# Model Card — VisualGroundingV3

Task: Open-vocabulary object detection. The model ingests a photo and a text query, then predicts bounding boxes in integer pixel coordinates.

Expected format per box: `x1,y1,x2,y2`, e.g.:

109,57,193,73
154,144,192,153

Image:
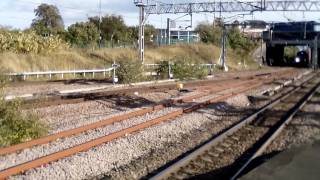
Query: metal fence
8,68,115,80
7,63,217,81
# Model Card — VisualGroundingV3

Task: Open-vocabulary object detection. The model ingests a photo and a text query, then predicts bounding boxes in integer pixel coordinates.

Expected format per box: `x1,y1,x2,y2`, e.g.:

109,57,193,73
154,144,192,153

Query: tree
66,22,99,47
227,27,256,64
125,24,155,46
144,24,156,45
195,23,222,45
127,26,138,42
31,3,64,36
227,27,254,52
89,15,127,44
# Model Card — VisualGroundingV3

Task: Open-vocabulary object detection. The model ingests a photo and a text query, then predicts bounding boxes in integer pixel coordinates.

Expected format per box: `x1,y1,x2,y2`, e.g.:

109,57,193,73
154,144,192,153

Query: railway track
21,69,298,108
150,72,319,180
0,69,306,179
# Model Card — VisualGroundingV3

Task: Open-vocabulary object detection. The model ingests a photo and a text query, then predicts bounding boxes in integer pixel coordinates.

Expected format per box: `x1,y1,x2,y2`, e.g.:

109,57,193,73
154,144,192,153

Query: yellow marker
177,83,184,91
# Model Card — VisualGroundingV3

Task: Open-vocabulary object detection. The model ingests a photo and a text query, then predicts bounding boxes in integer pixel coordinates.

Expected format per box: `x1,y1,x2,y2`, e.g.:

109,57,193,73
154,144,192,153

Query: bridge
263,21,320,69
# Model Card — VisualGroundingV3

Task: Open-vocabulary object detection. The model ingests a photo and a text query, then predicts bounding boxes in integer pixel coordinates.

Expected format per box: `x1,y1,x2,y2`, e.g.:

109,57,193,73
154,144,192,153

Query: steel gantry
145,1,320,14
134,0,320,67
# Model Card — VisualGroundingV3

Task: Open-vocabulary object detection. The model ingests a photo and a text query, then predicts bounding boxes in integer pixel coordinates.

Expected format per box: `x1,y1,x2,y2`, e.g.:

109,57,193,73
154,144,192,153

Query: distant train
292,51,310,67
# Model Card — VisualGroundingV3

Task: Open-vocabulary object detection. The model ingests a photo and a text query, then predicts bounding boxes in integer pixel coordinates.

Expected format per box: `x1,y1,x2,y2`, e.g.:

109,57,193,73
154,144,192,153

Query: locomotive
293,50,310,67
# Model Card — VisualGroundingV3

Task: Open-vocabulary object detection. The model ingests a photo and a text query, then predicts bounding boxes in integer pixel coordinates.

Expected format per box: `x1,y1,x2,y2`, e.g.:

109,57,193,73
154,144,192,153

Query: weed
116,57,144,84
171,59,208,80
0,72,48,147
155,61,170,79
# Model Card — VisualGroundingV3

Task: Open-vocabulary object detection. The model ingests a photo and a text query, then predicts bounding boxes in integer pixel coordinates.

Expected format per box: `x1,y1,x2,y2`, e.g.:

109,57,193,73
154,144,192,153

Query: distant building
237,20,269,39
155,28,200,45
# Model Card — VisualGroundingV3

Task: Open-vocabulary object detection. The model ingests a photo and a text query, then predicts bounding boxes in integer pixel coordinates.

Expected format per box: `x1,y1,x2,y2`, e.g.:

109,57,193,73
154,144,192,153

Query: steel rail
150,72,317,180
231,78,320,180
0,81,265,179
0,69,298,156
0,78,259,156
172,78,258,103
0,69,297,159
18,69,294,108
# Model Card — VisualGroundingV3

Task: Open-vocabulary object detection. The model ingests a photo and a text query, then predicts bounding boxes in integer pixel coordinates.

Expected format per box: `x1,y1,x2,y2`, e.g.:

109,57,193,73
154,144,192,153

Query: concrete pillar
313,36,318,69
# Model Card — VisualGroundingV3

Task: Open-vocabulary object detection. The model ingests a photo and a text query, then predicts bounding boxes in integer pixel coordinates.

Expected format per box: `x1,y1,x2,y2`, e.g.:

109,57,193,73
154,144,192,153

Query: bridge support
266,44,284,66
312,36,319,69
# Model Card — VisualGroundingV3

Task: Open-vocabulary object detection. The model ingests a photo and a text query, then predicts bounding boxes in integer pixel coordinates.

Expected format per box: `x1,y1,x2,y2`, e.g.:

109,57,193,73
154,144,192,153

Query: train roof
271,21,320,32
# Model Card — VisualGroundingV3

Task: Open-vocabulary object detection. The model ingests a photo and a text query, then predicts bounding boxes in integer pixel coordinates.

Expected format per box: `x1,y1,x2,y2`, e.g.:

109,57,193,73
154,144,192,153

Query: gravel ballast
32,100,131,134
2,68,311,179
265,88,320,153
1,107,180,172
8,93,253,180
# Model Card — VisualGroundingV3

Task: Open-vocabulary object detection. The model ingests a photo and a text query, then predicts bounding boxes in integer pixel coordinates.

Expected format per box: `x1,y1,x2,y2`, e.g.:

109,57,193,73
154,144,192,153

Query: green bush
172,59,208,80
155,61,170,79
0,73,48,147
116,59,144,84
194,66,209,79
0,101,48,147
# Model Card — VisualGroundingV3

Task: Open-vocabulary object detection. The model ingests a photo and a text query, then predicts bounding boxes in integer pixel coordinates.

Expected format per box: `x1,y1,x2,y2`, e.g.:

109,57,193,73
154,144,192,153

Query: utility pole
167,18,171,45
98,0,102,48
219,25,228,71
134,0,146,64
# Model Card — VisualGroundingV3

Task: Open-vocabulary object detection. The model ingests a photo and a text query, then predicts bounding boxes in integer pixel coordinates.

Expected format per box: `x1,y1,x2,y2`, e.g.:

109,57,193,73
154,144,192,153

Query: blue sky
1,0,320,30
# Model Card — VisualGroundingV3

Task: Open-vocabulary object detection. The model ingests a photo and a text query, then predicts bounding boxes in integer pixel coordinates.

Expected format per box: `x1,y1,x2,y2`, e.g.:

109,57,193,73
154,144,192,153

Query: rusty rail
0,81,264,179
0,69,301,178
0,79,260,156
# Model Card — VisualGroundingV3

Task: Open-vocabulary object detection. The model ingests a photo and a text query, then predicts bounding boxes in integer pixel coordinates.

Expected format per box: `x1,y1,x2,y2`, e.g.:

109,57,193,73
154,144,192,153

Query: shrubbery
0,73,48,147
155,61,170,79
116,59,144,84
0,100,48,147
172,59,208,80
0,30,68,54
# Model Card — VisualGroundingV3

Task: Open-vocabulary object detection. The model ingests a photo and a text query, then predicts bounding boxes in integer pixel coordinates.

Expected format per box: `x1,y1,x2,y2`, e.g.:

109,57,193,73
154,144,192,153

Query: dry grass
0,51,106,72
0,43,258,73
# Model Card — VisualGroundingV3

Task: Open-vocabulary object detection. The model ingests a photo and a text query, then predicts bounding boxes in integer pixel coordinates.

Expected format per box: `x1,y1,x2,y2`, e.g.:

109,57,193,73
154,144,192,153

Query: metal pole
112,60,117,85
138,5,145,64
168,61,172,79
98,0,102,48
113,67,116,84
218,26,228,72
167,18,171,45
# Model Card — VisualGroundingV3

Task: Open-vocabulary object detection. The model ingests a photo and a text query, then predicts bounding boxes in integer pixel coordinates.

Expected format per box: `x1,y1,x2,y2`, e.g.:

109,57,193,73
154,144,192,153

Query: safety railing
8,68,115,80
7,63,217,81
